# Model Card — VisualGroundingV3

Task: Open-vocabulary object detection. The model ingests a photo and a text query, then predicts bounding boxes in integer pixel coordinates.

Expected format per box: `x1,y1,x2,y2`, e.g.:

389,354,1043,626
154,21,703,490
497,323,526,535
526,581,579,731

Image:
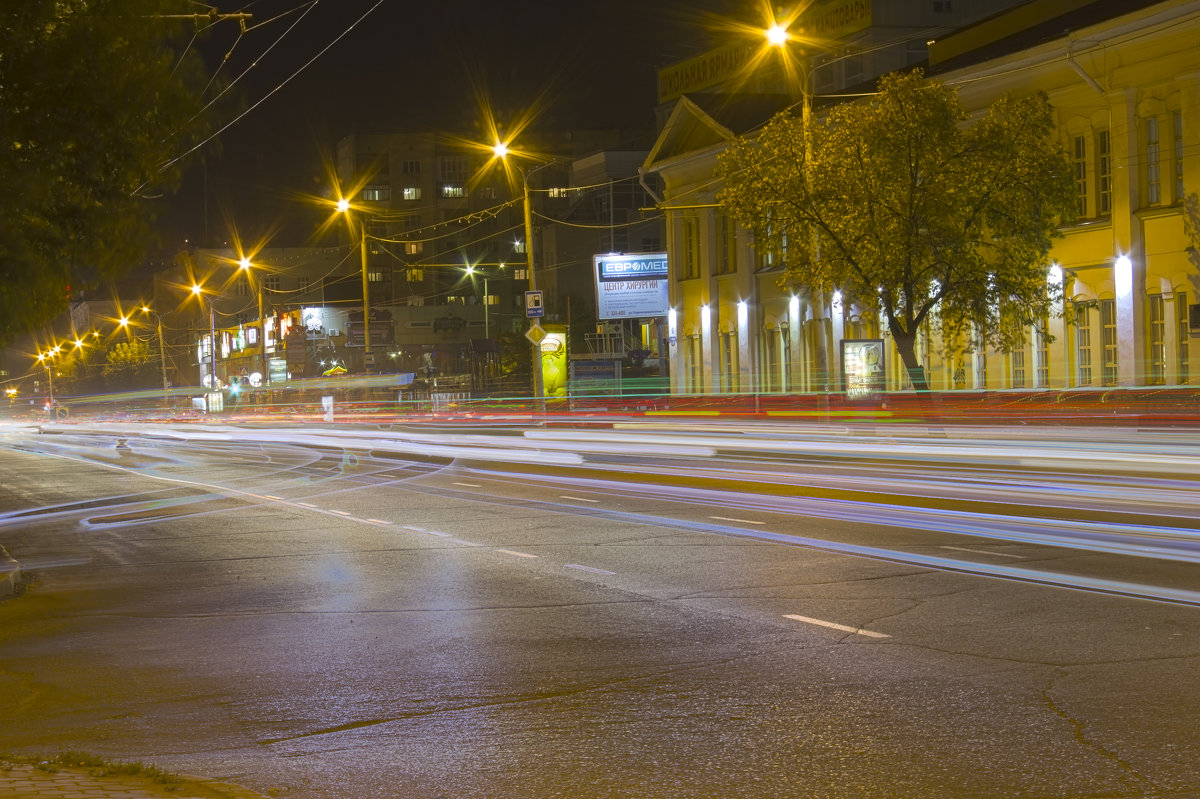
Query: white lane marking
452,482,482,488
560,495,600,503
367,518,390,525
495,549,539,559
709,515,766,525
566,564,615,575
330,510,351,516
783,614,890,638
263,495,283,500
940,545,1024,559
296,502,316,508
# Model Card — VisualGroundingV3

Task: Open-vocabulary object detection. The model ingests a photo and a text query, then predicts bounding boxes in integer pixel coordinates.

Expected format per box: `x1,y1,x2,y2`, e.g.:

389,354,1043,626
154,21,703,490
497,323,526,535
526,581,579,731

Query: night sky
162,0,745,252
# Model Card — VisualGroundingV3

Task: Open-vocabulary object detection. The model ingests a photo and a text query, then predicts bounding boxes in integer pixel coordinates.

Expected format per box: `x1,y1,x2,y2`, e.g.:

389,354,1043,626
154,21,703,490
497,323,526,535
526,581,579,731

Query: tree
717,70,1078,391
0,0,217,345
102,339,157,388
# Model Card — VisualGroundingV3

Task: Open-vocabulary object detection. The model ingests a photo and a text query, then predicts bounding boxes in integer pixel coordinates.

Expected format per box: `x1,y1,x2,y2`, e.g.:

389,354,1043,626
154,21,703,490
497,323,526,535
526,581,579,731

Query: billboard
594,253,669,320
842,339,886,400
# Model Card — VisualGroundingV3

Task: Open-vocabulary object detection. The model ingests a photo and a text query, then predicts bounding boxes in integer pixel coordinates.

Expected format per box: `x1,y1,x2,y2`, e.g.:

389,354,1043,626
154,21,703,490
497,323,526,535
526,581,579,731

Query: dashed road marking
940,545,1024,559
296,502,316,508
709,515,766,525
495,549,539,559
566,564,615,575
330,510,351,516
452,482,482,488
783,614,890,638
367,518,390,525
560,495,600,503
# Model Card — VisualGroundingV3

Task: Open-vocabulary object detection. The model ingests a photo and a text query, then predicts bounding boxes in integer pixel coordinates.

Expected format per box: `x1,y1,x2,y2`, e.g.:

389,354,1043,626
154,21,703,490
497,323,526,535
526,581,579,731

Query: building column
1111,89,1147,386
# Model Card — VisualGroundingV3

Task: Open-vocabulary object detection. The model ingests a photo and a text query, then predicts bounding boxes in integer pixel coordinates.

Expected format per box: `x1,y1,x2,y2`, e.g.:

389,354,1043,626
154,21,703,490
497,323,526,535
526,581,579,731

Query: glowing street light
336,199,374,371
490,142,557,409
236,255,269,385
139,305,171,407
191,283,220,402
765,22,789,47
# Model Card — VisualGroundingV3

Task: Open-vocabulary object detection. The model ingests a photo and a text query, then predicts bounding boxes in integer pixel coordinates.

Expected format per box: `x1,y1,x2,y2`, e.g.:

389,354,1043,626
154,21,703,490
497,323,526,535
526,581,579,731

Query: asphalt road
1,420,1198,798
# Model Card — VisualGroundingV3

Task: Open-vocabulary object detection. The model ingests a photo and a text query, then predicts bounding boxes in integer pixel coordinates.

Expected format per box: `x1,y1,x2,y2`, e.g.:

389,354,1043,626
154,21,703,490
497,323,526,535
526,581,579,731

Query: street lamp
237,256,269,385
35,350,54,407
337,198,373,372
139,306,171,408
191,283,220,408
491,141,555,409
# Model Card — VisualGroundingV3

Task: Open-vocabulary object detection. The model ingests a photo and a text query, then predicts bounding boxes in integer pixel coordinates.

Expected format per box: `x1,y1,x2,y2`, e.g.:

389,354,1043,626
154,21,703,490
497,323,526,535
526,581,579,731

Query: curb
0,545,20,598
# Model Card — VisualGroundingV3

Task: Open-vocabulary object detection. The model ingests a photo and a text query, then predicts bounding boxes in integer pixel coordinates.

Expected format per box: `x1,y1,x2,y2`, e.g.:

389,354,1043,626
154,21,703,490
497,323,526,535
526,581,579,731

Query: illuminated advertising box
594,253,669,320
842,338,886,400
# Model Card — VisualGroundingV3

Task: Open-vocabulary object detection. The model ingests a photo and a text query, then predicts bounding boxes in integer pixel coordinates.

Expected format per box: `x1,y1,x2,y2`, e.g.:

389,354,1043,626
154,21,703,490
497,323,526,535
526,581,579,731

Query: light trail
7,420,1200,606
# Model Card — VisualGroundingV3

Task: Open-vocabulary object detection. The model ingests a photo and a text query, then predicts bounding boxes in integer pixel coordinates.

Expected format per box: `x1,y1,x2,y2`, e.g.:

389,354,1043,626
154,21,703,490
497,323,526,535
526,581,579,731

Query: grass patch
1,750,184,790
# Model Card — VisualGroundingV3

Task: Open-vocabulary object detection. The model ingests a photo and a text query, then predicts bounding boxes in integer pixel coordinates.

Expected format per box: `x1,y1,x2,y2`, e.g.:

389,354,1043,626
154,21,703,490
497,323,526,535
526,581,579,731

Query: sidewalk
0,758,272,799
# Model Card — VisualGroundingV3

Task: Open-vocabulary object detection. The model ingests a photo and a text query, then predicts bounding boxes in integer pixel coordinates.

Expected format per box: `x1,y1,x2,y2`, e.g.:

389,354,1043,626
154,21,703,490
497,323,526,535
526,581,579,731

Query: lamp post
337,199,373,372
493,142,555,410
191,284,220,410
139,306,170,409
35,350,54,407
237,257,269,385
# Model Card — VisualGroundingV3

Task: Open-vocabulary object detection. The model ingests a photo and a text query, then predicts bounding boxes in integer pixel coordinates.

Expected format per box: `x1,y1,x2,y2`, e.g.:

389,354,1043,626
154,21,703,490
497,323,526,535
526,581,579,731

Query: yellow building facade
645,0,1200,395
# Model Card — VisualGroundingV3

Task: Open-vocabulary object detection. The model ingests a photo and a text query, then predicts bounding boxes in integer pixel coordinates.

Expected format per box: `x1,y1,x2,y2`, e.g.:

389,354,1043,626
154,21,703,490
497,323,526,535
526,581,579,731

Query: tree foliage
0,0,216,345
717,70,1078,390
102,338,156,387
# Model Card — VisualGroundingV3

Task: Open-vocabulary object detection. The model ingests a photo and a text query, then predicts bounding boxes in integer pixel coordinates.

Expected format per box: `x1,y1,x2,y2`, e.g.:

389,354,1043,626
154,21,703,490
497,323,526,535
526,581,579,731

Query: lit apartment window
1179,291,1190,384
548,187,571,198
1149,294,1166,384
1097,130,1112,214
1073,135,1087,218
407,295,424,307
1174,110,1185,202
406,242,423,255
1100,298,1117,386
362,185,391,202
513,238,526,254
512,268,529,281
402,160,421,176
368,270,386,283
407,268,424,282
1076,304,1092,386
441,185,466,198
1146,117,1161,205
403,187,421,201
